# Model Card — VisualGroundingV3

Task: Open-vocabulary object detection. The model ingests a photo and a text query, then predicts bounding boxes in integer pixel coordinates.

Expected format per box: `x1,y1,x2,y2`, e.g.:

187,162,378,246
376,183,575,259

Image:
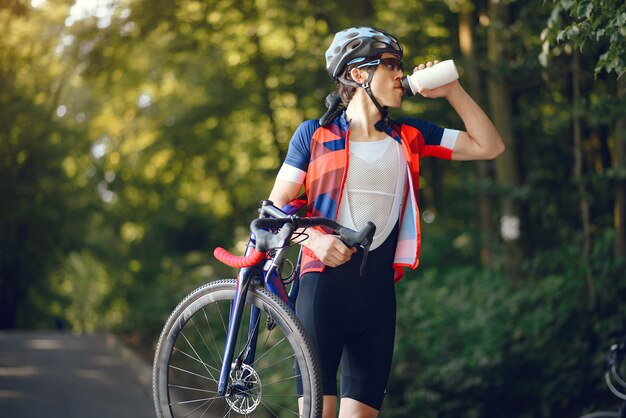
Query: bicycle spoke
169,393,220,418
154,281,322,418
254,352,296,375
221,403,231,418
216,300,231,349
168,383,217,394
172,395,220,405
172,346,221,375
177,396,214,418
180,330,215,380
238,310,262,360
169,364,218,384
251,334,289,367
260,373,300,387
257,395,300,417
200,304,224,366
197,399,216,418
190,314,221,372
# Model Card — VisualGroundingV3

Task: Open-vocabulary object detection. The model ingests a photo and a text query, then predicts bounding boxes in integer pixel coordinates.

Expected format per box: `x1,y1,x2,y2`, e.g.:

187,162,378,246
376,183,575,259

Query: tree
487,0,529,280
616,77,626,257
0,2,98,328
458,0,497,267
4,0,626,416
543,0,625,78
542,0,626,258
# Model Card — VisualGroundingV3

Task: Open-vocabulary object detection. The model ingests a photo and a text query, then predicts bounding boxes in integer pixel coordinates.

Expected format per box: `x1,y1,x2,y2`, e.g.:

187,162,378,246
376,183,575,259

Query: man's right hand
304,229,356,267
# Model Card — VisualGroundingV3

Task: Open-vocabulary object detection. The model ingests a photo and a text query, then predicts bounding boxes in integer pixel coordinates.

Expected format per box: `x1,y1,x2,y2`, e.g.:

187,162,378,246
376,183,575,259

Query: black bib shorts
296,225,398,410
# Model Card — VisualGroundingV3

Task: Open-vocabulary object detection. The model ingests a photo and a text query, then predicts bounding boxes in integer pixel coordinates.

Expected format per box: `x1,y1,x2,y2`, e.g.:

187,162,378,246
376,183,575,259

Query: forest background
1,0,625,416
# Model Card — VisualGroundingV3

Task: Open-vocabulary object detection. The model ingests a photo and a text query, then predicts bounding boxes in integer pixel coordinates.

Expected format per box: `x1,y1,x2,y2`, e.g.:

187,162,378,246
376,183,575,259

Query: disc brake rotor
225,364,262,414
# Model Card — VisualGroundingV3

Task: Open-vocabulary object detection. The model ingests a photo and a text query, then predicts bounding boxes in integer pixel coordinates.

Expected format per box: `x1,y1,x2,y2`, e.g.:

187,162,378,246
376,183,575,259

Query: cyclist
268,26,504,418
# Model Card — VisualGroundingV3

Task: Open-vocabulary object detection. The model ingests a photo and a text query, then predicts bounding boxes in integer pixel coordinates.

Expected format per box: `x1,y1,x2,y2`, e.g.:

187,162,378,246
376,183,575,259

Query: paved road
0,331,155,418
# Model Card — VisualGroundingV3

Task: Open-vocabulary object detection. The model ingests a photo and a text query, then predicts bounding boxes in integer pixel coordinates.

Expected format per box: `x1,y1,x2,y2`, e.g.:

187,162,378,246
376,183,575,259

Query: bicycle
578,336,626,418
152,199,376,418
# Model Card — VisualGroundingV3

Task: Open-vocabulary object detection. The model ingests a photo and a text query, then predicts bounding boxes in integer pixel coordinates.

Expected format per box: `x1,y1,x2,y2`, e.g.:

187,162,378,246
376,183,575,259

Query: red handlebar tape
213,247,265,268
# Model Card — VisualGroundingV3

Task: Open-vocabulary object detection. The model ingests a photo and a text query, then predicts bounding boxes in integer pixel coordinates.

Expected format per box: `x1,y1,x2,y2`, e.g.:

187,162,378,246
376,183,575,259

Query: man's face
368,53,405,108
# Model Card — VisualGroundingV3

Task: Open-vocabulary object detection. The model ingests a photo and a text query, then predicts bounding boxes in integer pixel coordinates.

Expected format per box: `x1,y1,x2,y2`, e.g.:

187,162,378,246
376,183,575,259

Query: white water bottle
401,59,459,96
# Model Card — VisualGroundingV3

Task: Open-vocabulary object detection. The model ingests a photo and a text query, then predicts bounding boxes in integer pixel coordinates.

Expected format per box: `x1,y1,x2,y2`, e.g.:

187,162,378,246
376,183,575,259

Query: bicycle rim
153,279,323,418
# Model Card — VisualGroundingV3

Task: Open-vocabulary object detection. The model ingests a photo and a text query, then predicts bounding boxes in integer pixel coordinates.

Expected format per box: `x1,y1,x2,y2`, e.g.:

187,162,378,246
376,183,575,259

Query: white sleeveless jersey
336,137,407,250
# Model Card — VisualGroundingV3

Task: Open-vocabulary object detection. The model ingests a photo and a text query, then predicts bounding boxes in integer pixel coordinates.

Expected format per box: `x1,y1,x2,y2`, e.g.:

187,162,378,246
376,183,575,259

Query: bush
386,229,626,418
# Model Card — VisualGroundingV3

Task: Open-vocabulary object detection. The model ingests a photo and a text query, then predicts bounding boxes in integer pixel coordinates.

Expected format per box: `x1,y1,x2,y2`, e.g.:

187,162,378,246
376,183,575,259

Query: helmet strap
338,66,392,132
361,67,392,132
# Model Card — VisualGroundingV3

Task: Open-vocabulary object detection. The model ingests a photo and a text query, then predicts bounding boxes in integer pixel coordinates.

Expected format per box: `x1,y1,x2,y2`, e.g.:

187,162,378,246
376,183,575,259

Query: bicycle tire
153,279,323,418
577,412,619,418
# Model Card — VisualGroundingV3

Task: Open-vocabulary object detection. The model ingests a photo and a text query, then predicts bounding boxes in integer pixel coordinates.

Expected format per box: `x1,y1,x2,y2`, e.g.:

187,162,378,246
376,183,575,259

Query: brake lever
359,242,371,277
251,218,295,252
358,224,375,276
337,221,375,277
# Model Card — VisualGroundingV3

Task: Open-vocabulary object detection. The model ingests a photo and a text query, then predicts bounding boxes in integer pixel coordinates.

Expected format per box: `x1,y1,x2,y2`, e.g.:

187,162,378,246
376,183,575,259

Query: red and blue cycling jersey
279,111,458,282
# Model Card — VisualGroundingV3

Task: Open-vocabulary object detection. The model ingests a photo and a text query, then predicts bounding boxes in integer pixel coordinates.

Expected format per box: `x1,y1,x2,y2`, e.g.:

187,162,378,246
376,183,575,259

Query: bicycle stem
260,199,288,219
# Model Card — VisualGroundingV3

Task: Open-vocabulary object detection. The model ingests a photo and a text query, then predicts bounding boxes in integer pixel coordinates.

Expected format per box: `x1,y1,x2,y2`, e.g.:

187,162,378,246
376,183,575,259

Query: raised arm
414,63,505,161
445,83,505,160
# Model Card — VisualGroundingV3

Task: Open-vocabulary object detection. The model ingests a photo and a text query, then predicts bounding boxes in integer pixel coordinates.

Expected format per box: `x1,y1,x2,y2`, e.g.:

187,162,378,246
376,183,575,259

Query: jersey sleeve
276,120,319,184
396,117,460,159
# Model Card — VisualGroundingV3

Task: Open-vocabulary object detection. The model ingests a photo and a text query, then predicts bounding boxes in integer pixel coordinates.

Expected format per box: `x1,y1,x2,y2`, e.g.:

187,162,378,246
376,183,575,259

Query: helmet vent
372,41,388,50
324,26,403,79
346,39,362,50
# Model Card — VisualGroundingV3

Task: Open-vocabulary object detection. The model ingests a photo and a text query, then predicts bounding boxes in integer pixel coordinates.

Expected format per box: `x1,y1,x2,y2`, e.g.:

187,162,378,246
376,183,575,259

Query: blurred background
1,0,624,417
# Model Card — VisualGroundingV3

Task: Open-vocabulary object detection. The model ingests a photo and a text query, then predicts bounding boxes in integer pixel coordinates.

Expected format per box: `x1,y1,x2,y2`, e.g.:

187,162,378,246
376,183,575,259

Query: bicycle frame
213,199,374,399
217,202,297,397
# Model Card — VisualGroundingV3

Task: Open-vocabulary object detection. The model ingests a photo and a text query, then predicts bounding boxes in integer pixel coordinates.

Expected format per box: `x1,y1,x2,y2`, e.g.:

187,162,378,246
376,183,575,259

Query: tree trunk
244,3,285,165
615,76,626,258
459,0,495,268
487,0,527,281
572,49,595,307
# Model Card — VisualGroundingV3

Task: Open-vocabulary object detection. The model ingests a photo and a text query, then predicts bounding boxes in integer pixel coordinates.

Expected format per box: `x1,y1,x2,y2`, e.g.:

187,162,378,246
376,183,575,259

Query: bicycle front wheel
153,279,323,418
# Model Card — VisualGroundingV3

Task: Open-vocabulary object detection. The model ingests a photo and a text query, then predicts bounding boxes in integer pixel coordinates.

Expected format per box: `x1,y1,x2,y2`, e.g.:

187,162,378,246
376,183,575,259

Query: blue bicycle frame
214,199,374,397
216,202,299,397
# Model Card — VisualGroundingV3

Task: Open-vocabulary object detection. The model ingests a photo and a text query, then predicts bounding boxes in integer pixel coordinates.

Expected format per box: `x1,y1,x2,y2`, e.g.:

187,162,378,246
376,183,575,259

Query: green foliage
0,3,100,328
390,232,626,418
542,0,626,77
1,0,625,417
48,251,116,332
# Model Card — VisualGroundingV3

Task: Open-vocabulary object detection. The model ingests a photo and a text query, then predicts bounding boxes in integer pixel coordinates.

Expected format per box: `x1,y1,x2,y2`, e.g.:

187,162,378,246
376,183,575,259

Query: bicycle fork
217,263,257,396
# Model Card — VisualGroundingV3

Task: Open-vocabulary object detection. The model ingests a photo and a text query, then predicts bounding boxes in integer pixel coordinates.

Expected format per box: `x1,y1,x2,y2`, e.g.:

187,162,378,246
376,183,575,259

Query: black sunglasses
357,57,404,72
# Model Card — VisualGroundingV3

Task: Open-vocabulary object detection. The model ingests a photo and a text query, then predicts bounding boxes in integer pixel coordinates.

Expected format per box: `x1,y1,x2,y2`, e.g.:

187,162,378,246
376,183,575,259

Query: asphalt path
0,331,155,418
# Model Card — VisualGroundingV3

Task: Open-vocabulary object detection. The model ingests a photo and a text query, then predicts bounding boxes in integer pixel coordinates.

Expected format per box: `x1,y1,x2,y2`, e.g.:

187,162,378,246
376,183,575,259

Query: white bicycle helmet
325,27,403,80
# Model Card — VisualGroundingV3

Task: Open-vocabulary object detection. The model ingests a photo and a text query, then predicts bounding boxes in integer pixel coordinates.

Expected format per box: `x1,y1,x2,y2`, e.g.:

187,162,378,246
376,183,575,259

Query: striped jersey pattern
279,111,456,282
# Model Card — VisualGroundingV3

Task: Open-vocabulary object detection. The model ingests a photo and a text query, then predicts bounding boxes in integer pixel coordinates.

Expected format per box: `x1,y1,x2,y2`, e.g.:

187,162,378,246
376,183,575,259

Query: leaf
567,23,581,38
595,28,605,40
575,1,593,20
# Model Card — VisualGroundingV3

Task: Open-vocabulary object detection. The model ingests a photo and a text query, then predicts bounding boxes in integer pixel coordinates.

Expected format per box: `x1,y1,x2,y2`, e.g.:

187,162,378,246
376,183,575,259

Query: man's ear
350,67,368,84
